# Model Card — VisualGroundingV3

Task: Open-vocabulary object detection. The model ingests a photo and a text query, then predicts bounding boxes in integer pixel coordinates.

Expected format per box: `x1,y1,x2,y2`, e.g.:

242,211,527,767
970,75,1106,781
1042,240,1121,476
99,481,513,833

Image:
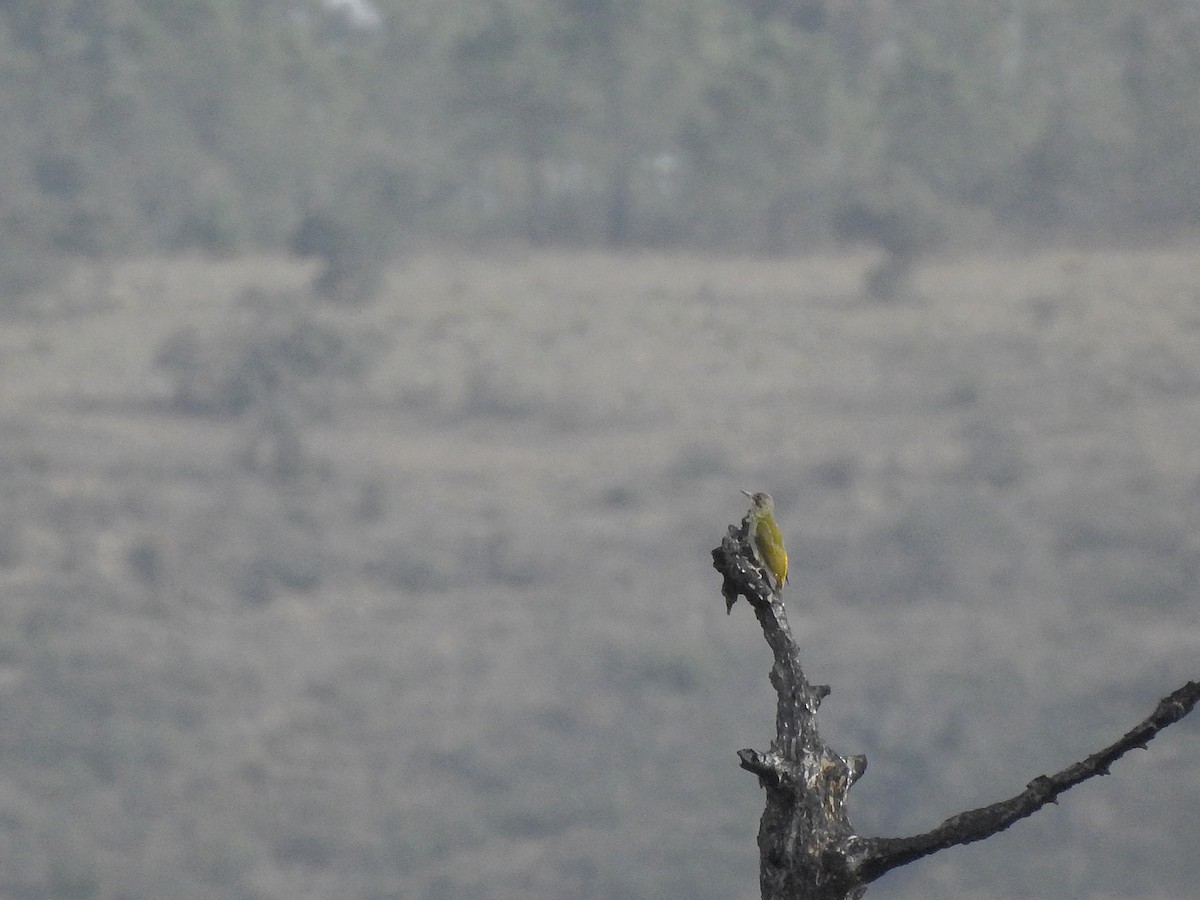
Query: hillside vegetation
0,247,1196,899
4,0,1200,274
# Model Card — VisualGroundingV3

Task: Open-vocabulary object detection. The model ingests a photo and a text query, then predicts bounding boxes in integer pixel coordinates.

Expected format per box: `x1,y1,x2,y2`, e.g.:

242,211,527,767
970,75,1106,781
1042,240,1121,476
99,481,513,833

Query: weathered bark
712,513,1199,899
713,518,867,899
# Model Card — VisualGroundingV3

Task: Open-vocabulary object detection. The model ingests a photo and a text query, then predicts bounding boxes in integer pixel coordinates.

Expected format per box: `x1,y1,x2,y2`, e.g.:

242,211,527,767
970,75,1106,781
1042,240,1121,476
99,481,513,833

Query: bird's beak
740,489,753,499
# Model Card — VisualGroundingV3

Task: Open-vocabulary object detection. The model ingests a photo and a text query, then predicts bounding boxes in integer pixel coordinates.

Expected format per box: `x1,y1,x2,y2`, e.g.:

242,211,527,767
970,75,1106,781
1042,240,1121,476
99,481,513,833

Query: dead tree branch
849,679,1200,884
711,514,1199,900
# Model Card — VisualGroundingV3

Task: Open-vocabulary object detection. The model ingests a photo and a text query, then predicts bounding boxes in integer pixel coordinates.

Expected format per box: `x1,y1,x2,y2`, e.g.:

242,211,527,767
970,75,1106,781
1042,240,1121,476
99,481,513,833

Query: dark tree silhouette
712,513,1199,900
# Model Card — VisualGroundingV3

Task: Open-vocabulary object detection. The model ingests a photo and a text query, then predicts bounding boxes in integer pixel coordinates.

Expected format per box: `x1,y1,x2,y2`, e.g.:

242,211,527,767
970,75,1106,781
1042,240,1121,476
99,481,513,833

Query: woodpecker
741,490,789,595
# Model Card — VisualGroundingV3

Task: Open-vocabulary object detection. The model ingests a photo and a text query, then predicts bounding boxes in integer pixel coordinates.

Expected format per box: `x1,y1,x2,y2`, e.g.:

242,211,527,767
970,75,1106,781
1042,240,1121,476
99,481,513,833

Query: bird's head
741,489,774,512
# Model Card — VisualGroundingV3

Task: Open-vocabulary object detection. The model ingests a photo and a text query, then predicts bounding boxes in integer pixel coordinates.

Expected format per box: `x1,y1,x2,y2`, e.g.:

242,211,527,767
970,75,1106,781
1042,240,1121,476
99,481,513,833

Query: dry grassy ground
0,247,1197,899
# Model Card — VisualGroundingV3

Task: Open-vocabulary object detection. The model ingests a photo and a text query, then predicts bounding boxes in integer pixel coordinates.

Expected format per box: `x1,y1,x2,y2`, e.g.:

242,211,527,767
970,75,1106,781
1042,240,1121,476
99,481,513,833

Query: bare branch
712,514,865,900
713,509,1199,899
850,680,1200,885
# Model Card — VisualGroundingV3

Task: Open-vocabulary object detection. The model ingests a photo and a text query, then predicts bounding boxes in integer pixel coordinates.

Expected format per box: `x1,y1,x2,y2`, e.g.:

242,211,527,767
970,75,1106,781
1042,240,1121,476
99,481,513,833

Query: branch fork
712,513,1199,899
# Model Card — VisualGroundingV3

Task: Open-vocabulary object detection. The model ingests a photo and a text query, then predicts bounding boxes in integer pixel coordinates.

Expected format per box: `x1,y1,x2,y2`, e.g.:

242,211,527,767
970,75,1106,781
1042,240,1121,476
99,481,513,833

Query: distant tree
551,0,646,245
1118,3,1200,224
290,211,359,298
830,170,946,300
447,0,584,243
680,10,838,253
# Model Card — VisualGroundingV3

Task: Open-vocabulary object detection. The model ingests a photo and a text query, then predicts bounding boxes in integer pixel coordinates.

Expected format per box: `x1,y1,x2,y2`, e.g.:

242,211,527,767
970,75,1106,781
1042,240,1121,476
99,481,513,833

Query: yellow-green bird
742,490,789,594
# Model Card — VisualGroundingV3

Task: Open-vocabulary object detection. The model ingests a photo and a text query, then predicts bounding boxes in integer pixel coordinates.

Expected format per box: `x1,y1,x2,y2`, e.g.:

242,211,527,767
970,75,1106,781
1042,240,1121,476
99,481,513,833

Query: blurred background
0,1,1198,898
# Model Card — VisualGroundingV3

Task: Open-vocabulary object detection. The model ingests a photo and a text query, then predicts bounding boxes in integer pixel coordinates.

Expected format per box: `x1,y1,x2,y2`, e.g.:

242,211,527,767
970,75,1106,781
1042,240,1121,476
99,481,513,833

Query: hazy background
0,2,1198,898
